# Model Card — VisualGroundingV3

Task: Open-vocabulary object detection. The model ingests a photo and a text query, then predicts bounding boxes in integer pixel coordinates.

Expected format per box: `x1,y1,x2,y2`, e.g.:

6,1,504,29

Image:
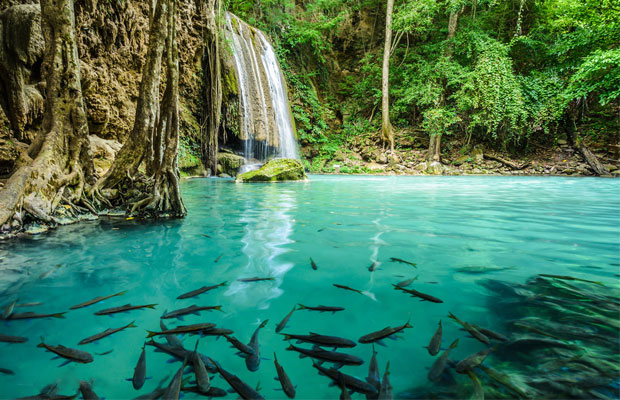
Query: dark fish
245,320,268,372
0,333,28,343
378,362,393,400
287,344,364,366
448,313,490,345
79,381,100,400
274,352,296,398
427,320,442,356
367,345,380,390
0,367,14,375
297,304,344,313
472,324,508,342
368,262,378,272
465,370,484,400
310,258,318,270
513,321,562,340
192,340,211,392
145,340,216,373
276,306,296,333
37,337,93,364
133,343,147,390
358,319,412,344
2,298,18,319
160,320,183,348
455,347,494,373
70,291,127,310
177,282,227,299
198,328,234,337
7,311,66,320
208,358,265,399
396,276,418,288
79,320,136,345
201,233,211,238
281,332,356,348
428,339,458,382
224,335,255,356
539,274,603,286
389,258,417,268
146,323,216,338
161,305,223,320
181,386,227,397
339,374,352,400
313,363,377,395
95,303,157,315
393,285,443,303
96,349,114,356
162,358,188,400
214,254,223,263
237,277,275,282
333,284,363,295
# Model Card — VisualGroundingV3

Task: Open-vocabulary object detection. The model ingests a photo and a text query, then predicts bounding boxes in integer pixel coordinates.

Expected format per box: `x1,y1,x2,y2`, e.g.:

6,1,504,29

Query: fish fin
147,304,157,309
58,360,72,367
333,363,344,370
296,304,307,310
37,336,45,348
449,339,459,349
177,316,185,321
298,354,307,359
166,358,177,364
52,312,66,319
226,388,236,394
274,388,283,391
286,345,294,351
387,335,398,341
376,340,387,347
125,378,133,381
259,319,269,329
260,357,270,361
114,290,128,297
214,306,223,312
127,321,137,328
146,331,158,338
282,334,292,341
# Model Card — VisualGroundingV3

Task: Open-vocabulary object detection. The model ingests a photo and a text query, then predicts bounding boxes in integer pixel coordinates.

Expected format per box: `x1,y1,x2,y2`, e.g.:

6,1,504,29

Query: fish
455,347,494,373
79,381,100,400
70,291,127,310
456,265,515,274
500,336,577,351
274,352,296,399
133,343,147,390
368,262,378,272
39,264,62,279
367,345,380,390
477,364,533,398
214,254,223,263
181,386,227,397
333,284,363,295
310,258,318,270
245,320,268,371
339,374,352,400
2,298,18,319
512,321,562,340
224,335,255,356
177,282,227,299
427,339,459,382
162,357,188,400
198,328,234,337
297,304,345,313
201,233,211,238
396,276,418,288
313,363,377,395
281,332,356,348
0,333,28,343
96,349,113,356
466,370,484,400
389,258,417,268
208,357,265,399
192,340,211,393
287,343,364,366
79,320,136,345
448,313,490,345
161,305,223,320
94,303,157,315
427,320,442,356
276,306,296,333
539,274,603,286
146,323,216,338
393,285,443,303
378,361,393,400
358,319,412,344
160,320,184,348
145,340,216,373
7,311,66,320
0,367,14,375
37,337,94,364
237,277,275,282
471,324,508,342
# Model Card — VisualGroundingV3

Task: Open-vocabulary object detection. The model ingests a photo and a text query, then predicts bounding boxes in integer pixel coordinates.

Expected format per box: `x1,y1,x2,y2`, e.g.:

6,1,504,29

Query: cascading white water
224,13,299,162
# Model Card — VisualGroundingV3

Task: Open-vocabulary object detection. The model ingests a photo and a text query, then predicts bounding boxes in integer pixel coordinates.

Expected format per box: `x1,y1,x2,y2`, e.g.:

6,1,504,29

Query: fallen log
484,154,530,170
578,144,609,176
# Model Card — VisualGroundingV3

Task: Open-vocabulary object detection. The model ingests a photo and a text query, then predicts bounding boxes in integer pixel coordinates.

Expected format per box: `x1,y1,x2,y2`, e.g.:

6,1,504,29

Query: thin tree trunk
0,0,93,228
381,0,395,152
201,0,222,175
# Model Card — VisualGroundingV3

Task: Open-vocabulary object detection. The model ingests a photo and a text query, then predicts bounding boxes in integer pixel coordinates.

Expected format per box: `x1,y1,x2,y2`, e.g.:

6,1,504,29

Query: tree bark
0,0,93,228
381,0,394,152
201,0,222,175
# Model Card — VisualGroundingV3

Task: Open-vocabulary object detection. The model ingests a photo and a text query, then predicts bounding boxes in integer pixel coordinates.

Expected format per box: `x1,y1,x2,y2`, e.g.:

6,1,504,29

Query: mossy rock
218,152,244,176
235,158,308,182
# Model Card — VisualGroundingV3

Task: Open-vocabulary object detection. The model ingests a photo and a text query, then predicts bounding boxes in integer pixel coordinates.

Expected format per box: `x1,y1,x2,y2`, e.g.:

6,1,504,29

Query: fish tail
114,290,128,297
273,352,278,362
52,312,66,319
282,334,292,341
448,312,459,322
449,339,459,349
285,345,294,351
297,304,307,310
214,305,223,312
127,321,137,328
146,304,158,309
259,319,269,329
37,336,45,348
220,281,228,287
146,331,158,338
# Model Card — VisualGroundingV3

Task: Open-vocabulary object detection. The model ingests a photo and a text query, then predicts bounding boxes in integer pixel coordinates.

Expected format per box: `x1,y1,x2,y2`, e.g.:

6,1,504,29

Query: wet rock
366,162,384,172
611,169,620,176
452,154,470,166
220,173,232,178
217,152,244,176
472,147,484,163
236,158,307,182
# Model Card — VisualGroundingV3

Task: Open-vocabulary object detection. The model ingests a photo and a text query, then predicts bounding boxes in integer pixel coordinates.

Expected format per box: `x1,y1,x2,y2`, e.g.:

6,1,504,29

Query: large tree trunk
201,0,222,176
0,0,94,229
381,0,394,152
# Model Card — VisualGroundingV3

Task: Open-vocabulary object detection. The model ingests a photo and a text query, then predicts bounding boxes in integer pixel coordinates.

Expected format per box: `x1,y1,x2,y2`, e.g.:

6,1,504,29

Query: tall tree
0,0,94,228
381,0,395,152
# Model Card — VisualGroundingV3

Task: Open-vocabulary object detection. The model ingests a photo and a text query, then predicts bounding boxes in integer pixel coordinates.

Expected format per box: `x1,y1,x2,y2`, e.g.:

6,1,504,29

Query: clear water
0,176,618,398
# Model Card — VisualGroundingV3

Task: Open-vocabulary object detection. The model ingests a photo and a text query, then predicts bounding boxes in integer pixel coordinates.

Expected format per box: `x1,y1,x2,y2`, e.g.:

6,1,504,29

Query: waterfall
224,13,299,162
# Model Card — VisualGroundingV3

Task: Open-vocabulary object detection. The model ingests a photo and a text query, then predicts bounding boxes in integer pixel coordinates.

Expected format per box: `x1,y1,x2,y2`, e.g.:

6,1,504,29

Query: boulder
89,134,121,175
472,147,484,163
235,158,307,182
218,152,244,176
452,154,470,166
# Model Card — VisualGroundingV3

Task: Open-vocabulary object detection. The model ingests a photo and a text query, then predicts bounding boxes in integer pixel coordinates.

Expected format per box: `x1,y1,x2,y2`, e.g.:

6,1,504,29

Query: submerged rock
235,158,307,182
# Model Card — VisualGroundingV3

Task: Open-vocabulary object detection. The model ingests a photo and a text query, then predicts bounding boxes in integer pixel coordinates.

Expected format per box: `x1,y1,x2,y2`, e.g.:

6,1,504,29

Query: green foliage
564,49,620,106
422,107,460,137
